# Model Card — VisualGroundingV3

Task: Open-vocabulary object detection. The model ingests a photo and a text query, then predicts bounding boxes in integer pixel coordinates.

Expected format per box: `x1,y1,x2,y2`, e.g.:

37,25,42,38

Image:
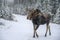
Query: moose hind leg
45,23,49,37
49,25,51,35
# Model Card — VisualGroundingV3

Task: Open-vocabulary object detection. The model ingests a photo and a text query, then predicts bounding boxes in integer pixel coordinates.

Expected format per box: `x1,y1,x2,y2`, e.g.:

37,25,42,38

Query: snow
0,14,60,40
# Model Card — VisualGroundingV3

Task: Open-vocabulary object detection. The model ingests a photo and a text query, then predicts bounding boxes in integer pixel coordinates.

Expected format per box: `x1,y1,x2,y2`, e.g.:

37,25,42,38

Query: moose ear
36,9,41,12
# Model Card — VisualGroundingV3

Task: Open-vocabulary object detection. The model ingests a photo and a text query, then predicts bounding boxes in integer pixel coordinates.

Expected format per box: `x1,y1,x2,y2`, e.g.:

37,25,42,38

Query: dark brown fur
27,9,51,38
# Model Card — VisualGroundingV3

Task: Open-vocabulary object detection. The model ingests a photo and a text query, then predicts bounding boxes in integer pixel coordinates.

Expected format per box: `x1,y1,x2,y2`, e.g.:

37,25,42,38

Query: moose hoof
36,34,39,38
37,35,39,38
49,33,51,35
33,35,35,38
45,34,47,37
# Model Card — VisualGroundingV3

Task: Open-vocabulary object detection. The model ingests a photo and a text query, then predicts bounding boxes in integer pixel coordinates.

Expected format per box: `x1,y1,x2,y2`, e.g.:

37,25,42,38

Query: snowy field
0,14,60,40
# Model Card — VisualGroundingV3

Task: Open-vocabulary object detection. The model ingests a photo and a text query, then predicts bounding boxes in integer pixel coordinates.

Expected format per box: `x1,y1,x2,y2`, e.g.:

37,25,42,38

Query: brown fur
27,9,51,38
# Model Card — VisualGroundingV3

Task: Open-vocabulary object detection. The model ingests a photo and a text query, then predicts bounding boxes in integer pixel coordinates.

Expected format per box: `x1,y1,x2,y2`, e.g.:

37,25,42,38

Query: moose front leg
33,28,39,38
33,25,38,38
35,25,39,37
36,31,39,37
33,25,36,38
33,24,39,38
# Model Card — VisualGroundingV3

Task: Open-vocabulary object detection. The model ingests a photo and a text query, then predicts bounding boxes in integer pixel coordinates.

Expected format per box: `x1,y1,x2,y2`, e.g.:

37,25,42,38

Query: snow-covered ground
0,14,60,40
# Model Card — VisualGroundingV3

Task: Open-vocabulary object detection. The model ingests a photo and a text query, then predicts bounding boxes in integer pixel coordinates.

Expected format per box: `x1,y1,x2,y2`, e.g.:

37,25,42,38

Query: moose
26,8,51,38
